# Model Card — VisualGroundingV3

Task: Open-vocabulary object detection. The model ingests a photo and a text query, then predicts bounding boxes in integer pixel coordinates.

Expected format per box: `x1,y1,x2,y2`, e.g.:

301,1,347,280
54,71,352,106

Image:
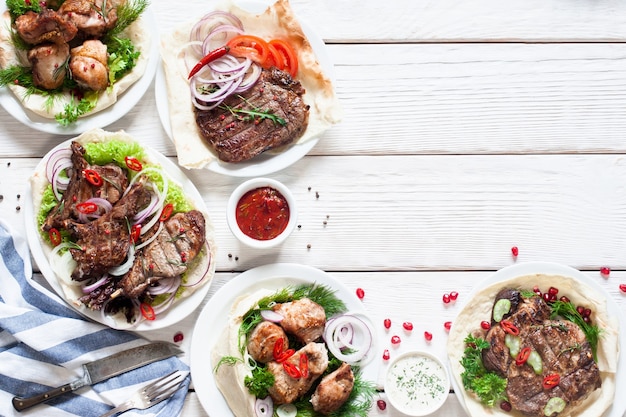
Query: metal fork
98,371,186,417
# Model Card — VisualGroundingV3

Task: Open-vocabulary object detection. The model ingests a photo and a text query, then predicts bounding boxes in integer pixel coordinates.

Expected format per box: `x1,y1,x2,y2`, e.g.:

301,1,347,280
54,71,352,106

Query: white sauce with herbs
385,352,449,416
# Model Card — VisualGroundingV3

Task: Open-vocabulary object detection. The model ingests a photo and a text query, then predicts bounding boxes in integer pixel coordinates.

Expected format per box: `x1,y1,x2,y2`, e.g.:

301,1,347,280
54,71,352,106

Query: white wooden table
1,0,625,416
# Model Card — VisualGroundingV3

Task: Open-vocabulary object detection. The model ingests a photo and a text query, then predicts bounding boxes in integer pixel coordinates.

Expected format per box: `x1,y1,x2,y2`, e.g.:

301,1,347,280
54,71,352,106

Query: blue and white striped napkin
0,219,190,417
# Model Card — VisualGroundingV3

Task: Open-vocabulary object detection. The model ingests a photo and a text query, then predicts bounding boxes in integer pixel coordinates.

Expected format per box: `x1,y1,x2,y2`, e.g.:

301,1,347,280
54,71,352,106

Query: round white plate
23,137,215,331
0,6,159,135
154,2,335,177
190,263,380,416
448,261,626,417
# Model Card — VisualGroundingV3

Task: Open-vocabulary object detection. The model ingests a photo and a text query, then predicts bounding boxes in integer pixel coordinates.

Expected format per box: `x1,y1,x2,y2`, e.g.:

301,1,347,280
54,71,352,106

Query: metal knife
12,341,182,411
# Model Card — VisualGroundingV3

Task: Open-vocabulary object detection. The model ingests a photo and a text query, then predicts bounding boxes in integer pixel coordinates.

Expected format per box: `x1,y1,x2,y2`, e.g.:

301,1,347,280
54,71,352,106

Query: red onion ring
254,397,273,417
260,309,284,323
82,274,110,294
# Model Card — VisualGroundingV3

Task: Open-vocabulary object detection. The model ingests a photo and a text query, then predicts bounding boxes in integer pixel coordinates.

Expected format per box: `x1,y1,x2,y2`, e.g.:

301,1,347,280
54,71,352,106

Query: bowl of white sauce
384,350,450,416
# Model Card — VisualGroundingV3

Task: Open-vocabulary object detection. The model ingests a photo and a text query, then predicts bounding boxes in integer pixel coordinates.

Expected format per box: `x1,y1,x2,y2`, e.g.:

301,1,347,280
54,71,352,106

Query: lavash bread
160,0,342,169
0,10,151,119
447,274,619,417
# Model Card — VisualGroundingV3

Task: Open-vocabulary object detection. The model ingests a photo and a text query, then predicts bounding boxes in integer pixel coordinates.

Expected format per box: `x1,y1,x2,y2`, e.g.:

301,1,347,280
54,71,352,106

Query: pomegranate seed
583,308,591,318
548,287,559,296
600,267,611,276
543,292,553,303
383,318,391,329
444,321,452,331
356,288,365,299
449,291,459,301
533,285,542,296
402,322,413,331
559,295,570,303
424,331,433,341
500,401,512,412
391,335,401,345
442,293,451,303
481,321,491,330
382,349,390,360
377,399,387,410
173,332,184,343
583,316,591,323
511,246,519,257
620,284,626,293
576,306,585,315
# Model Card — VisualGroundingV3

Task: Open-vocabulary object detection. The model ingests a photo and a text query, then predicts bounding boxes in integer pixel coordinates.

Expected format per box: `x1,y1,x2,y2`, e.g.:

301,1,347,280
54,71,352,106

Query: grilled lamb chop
267,342,329,405
28,42,70,90
482,289,601,416
66,181,151,281
271,298,326,344
195,67,310,163
247,321,289,363
14,9,77,45
69,39,109,91
118,210,206,298
311,362,354,415
58,0,119,38
43,141,128,232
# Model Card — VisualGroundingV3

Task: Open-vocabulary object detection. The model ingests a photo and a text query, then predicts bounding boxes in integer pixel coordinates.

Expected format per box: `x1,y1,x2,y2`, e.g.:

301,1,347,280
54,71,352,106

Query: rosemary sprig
220,96,287,126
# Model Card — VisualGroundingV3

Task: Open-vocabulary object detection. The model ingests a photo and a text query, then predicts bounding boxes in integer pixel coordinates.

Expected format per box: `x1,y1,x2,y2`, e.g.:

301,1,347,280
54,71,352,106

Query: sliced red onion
151,291,176,315
190,11,243,54
254,397,273,417
201,24,244,55
180,243,212,288
260,309,284,323
77,197,113,223
82,274,110,294
134,190,160,224
147,276,181,295
134,221,163,251
51,160,73,200
323,313,373,364
108,245,136,276
46,148,72,183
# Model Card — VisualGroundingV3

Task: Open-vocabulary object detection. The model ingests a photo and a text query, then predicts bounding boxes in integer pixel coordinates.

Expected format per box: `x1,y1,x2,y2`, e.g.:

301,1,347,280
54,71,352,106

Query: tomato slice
49,228,61,246
227,35,270,65
268,39,298,77
140,303,156,321
76,202,98,214
159,203,174,222
82,169,103,187
124,156,143,172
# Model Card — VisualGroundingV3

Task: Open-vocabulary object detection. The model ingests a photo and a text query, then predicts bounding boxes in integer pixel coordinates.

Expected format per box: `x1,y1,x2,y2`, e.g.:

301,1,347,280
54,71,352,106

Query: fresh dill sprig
292,284,347,318
213,355,243,372
105,0,149,38
220,96,287,126
550,300,601,360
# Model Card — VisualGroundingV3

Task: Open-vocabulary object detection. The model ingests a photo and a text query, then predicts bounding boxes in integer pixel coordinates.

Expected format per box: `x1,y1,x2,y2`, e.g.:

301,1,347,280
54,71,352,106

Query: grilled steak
482,289,601,416
66,181,151,281
43,141,128,232
119,210,206,298
195,67,310,163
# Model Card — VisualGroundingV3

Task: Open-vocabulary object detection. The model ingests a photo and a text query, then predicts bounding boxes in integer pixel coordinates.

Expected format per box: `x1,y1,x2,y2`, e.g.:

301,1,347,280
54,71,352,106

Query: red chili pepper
130,224,141,244
500,319,520,336
187,46,230,79
124,156,143,172
159,203,174,222
515,347,531,366
82,169,103,187
276,349,295,364
140,303,156,321
272,338,284,360
282,361,301,379
542,373,560,389
48,228,61,246
299,353,309,378
76,202,98,214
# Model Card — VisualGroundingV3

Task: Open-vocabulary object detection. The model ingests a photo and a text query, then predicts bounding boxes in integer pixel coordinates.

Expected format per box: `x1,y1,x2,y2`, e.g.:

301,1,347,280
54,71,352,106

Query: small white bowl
385,350,450,416
227,178,297,249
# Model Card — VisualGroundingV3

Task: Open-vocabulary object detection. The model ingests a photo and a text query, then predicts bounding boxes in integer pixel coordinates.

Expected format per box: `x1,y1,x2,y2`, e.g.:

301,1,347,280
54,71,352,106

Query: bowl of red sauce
227,178,297,248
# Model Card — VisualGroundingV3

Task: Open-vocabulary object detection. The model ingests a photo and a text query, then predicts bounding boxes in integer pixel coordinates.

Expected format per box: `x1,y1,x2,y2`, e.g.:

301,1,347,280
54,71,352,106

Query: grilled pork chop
195,67,310,163
482,289,601,416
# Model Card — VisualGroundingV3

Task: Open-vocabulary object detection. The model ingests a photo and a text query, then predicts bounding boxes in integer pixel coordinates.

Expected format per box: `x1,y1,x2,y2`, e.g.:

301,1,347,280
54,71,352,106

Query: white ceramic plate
448,261,626,417
23,137,215,331
154,2,335,177
0,6,159,135
190,263,380,416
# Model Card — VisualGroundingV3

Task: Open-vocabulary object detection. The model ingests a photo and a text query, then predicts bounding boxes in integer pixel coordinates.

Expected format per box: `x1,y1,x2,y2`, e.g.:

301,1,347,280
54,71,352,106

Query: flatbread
447,274,619,417
0,10,151,119
29,128,216,327
160,0,342,169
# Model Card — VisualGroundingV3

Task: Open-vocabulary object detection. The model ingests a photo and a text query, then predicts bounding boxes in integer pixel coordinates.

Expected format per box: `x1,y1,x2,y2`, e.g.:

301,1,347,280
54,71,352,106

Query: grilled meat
119,210,206,298
195,67,310,163
28,42,70,90
311,362,354,415
67,181,151,281
272,298,326,344
14,9,77,45
267,342,328,405
58,0,119,38
247,321,289,363
43,141,128,232
482,289,601,416
69,39,108,91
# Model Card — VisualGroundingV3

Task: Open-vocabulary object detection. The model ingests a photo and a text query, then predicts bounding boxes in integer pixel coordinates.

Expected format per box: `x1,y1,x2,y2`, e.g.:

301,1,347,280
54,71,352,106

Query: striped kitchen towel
0,219,190,417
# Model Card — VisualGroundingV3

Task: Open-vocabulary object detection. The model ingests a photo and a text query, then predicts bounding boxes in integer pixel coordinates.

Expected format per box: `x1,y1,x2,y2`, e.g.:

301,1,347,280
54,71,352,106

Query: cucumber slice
493,299,511,322
544,397,566,416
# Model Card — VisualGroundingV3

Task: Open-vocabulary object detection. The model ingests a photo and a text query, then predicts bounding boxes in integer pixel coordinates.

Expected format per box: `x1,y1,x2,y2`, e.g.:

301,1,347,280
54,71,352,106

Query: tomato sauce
236,187,290,240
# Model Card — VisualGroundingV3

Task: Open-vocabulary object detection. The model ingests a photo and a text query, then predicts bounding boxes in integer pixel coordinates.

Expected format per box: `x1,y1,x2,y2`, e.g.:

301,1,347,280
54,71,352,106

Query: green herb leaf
220,96,287,126
55,91,99,126
107,36,140,85
460,334,508,407
6,0,41,18
550,300,601,360
244,366,275,398
105,0,149,38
